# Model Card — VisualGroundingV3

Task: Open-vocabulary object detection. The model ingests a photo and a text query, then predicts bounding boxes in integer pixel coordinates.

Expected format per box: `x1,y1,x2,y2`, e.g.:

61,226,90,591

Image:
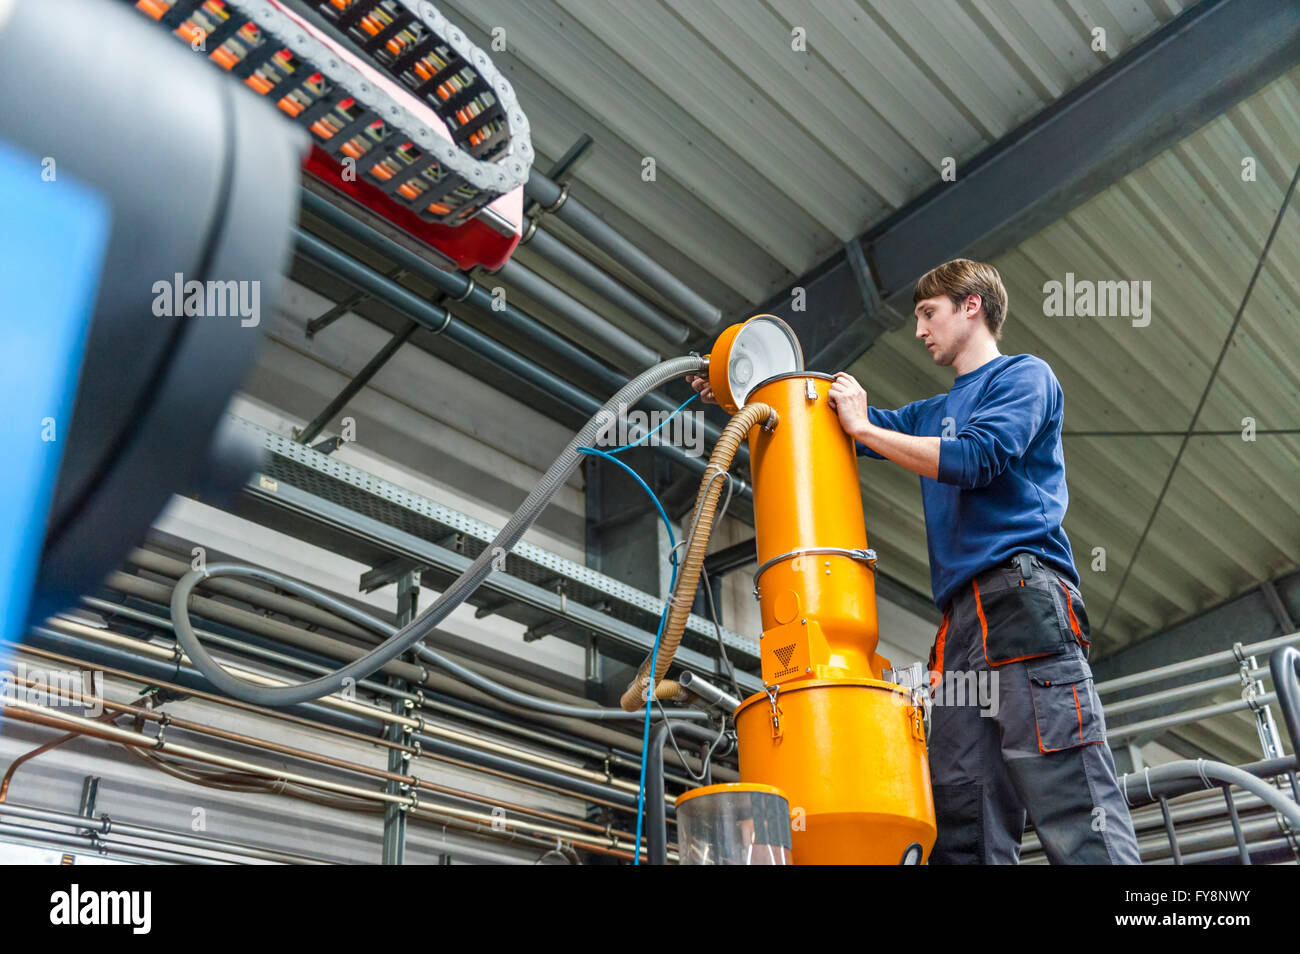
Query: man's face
914,293,979,366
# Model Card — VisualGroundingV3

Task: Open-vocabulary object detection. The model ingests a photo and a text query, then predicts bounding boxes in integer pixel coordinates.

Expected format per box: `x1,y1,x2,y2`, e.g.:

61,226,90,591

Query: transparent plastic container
675,783,793,865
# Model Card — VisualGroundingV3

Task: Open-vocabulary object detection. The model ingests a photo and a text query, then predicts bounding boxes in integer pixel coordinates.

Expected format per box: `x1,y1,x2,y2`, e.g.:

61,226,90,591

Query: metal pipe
1024,817,1290,865
1141,817,1284,863
495,258,661,369
525,169,722,332
1157,796,1181,864
0,695,637,857
299,191,740,462
677,671,743,714
1170,835,1297,866
1025,784,1284,854
52,615,644,803
14,630,648,815
294,228,745,488
647,720,730,865
0,820,229,865
1269,645,1300,754
522,223,691,344
11,632,682,860
301,191,633,392
84,589,717,785
1107,692,1278,741
1221,784,1252,863
0,801,331,864
647,721,672,865
52,603,631,788
1118,758,1300,829
1096,630,1300,695
1103,666,1270,717
14,672,630,843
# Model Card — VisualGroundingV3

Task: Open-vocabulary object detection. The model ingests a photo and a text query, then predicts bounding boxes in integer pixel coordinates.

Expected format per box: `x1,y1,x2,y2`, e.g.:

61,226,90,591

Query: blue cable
601,393,698,454
577,447,677,556
576,443,683,865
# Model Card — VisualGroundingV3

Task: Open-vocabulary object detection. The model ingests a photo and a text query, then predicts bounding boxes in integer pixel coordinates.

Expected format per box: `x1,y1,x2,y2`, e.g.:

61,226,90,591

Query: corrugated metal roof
851,66,1300,657
439,0,1197,311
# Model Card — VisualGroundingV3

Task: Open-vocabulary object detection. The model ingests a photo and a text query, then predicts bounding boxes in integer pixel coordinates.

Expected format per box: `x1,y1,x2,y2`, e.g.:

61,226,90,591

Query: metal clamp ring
753,546,878,587
452,276,476,302
541,181,570,214
153,715,171,750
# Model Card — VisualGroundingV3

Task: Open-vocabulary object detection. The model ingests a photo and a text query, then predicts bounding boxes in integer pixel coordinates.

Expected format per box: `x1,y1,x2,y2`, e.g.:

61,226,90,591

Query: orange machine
702,315,936,865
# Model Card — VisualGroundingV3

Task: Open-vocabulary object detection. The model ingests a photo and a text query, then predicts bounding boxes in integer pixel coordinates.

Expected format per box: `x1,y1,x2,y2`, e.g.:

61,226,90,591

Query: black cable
655,701,728,784
701,565,743,702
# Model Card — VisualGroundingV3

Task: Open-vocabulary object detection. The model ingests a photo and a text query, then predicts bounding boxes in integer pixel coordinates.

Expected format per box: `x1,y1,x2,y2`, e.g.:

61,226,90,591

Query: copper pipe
0,709,120,802
0,696,643,857
3,670,646,851
13,636,651,812
26,624,639,795
24,634,636,815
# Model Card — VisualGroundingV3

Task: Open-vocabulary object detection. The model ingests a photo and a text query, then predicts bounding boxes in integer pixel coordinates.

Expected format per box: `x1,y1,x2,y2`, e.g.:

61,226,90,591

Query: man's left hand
827,371,870,436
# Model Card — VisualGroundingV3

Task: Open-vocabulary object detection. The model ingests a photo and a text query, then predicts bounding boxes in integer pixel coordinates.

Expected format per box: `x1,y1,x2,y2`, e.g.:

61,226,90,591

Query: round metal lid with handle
705,314,803,414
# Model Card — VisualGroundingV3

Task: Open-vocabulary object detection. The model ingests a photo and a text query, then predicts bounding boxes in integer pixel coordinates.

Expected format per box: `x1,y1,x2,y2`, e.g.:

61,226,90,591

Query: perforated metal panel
231,416,762,673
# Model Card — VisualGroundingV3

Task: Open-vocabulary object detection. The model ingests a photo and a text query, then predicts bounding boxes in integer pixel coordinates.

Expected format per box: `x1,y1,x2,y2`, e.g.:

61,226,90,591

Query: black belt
978,552,1042,585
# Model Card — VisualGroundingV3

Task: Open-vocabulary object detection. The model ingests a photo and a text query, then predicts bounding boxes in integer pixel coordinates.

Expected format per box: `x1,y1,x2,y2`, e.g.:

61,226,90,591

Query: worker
686,258,1142,865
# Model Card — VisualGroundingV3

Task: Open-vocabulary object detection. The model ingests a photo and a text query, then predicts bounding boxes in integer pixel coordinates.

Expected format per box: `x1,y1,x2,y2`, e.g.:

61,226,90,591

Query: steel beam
750,0,1300,373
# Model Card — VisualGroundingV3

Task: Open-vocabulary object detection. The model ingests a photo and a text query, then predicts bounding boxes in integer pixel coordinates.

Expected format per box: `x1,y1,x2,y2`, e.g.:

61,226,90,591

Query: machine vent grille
773,644,796,668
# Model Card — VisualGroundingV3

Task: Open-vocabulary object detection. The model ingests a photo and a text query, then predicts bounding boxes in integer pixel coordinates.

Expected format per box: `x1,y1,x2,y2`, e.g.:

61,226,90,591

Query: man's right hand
685,373,717,405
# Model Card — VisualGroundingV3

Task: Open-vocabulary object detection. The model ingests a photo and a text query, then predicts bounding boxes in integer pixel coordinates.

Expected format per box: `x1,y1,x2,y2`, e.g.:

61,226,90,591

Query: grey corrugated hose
171,356,706,709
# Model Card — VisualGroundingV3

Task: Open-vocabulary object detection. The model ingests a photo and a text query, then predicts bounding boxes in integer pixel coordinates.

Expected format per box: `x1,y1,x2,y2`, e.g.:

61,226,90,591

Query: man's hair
913,259,1008,339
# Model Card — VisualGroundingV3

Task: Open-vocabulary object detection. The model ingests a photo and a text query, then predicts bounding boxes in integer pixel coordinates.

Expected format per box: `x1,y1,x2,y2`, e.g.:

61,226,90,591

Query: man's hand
827,371,870,435
685,373,717,405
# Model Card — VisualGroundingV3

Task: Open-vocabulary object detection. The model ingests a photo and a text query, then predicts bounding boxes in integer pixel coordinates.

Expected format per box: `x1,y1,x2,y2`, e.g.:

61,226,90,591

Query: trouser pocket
1026,653,1105,753
973,576,1071,666
1056,579,1092,657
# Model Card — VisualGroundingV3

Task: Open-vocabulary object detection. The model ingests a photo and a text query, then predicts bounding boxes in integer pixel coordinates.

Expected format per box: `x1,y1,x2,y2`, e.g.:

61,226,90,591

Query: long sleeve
936,359,1058,489
856,402,921,459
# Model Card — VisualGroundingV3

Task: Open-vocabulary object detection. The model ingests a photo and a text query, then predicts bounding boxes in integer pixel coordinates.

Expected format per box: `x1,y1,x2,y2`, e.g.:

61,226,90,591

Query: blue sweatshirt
855,354,1079,611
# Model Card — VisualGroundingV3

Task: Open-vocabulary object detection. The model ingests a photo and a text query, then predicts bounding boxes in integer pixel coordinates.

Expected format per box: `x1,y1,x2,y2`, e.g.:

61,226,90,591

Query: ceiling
422,0,1298,655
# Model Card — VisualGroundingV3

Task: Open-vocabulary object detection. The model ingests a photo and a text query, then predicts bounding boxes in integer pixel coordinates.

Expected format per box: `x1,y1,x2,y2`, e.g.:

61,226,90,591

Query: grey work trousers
925,554,1142,865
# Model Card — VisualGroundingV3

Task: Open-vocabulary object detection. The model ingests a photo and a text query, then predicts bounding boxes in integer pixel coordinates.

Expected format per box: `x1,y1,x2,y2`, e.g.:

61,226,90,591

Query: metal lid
674,782,789,807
